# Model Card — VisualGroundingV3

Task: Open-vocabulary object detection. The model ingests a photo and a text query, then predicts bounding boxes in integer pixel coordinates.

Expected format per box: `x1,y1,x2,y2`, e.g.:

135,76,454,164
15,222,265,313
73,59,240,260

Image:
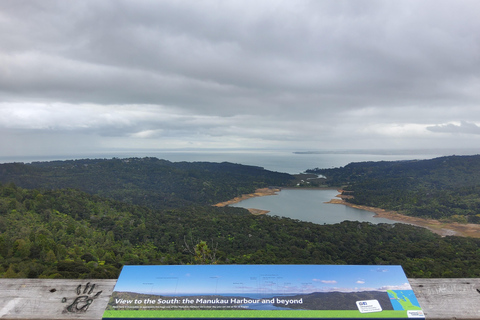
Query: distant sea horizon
1,148,478,174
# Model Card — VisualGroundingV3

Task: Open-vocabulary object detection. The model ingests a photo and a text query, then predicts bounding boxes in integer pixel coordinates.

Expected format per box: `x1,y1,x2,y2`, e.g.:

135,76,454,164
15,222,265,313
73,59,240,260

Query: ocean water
101,149,458,173
1,149,462,174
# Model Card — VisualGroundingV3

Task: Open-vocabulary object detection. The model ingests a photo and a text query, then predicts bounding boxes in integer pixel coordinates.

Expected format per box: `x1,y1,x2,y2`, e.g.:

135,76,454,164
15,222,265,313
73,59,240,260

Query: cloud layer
1,0,480,158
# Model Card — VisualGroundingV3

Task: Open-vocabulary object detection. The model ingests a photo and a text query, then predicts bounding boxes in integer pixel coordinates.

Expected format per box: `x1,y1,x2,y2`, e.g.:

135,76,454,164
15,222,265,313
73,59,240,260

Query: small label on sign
356,300,382,313
407,310,425,318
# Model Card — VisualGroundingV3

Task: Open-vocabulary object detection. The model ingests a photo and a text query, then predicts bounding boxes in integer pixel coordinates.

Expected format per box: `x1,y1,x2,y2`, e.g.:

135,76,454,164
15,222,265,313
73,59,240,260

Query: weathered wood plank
409,278,480,320
0,278,479,319
0,279,116,320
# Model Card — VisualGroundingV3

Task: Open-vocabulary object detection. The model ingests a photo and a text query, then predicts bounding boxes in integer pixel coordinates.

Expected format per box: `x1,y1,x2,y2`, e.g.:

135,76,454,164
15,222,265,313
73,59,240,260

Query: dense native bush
309,155,480,223
1,183,480,278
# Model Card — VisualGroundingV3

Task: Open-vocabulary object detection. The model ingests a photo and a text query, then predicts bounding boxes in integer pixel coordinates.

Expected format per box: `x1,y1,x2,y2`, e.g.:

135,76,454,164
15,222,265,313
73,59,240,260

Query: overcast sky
1,0,480,160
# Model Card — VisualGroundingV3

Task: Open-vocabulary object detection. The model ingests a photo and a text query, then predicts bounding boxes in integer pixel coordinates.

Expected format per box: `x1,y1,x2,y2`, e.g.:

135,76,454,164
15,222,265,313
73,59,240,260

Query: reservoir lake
230,189,397,225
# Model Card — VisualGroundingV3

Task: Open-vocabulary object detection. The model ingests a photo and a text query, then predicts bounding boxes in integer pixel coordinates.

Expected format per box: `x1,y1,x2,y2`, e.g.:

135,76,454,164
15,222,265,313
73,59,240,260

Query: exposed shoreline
213,187,280,215
328,192,480,238
214,188,480,238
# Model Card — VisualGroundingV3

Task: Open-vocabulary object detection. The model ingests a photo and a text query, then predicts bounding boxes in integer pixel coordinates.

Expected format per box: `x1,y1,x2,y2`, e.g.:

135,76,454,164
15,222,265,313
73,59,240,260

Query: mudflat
327,196,480,238
215,188,480,237
213,187,280,215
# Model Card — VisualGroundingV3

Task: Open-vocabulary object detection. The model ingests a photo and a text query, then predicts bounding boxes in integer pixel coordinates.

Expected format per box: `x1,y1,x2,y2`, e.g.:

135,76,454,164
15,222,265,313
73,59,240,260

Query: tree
183,237,217,264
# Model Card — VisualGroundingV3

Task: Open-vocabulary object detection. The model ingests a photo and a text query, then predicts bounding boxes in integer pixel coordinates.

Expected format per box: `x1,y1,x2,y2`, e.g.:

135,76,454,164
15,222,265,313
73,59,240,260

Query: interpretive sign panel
102,265,424,319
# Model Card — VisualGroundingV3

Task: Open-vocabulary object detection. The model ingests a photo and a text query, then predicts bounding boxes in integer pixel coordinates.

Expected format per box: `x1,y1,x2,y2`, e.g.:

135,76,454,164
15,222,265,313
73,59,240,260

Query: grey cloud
2,0,479,111
427,121,480,135
1,0,480,156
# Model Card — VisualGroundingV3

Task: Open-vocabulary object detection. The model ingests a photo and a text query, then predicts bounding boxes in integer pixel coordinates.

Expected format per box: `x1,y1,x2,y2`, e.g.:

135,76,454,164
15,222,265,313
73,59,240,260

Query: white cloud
360,123,431,138
313,279,337,284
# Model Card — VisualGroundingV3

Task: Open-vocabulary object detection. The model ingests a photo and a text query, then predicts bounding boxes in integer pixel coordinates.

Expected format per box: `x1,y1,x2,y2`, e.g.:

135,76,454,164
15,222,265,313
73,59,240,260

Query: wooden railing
0,278,479,319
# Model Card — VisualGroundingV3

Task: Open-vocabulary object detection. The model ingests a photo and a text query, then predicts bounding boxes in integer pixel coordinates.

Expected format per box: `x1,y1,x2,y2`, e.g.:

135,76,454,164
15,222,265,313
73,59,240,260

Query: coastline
213,187,280,215
215,188,480,238
327,193,480,238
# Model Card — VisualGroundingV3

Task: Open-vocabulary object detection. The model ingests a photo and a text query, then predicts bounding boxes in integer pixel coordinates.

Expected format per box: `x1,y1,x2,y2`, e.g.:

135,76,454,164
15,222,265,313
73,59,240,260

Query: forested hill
307,154,480,223
2,156,480,280
2,183,480,279
0,157,294,209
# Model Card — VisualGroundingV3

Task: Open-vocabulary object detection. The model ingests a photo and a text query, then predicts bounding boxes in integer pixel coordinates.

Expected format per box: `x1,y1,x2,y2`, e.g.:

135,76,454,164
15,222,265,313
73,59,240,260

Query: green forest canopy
1,156,480,279
308,155,480,223
0,157,294,209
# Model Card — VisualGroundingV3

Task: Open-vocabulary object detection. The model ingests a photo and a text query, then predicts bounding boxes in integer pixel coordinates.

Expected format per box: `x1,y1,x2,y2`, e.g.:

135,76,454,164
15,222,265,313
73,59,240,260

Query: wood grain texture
0,278,479,319
409,278,480,320
0,279,116,320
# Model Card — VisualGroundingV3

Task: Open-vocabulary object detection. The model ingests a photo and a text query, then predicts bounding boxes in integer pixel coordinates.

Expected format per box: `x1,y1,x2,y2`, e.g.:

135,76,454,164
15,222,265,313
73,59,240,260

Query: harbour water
230,189,397,225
